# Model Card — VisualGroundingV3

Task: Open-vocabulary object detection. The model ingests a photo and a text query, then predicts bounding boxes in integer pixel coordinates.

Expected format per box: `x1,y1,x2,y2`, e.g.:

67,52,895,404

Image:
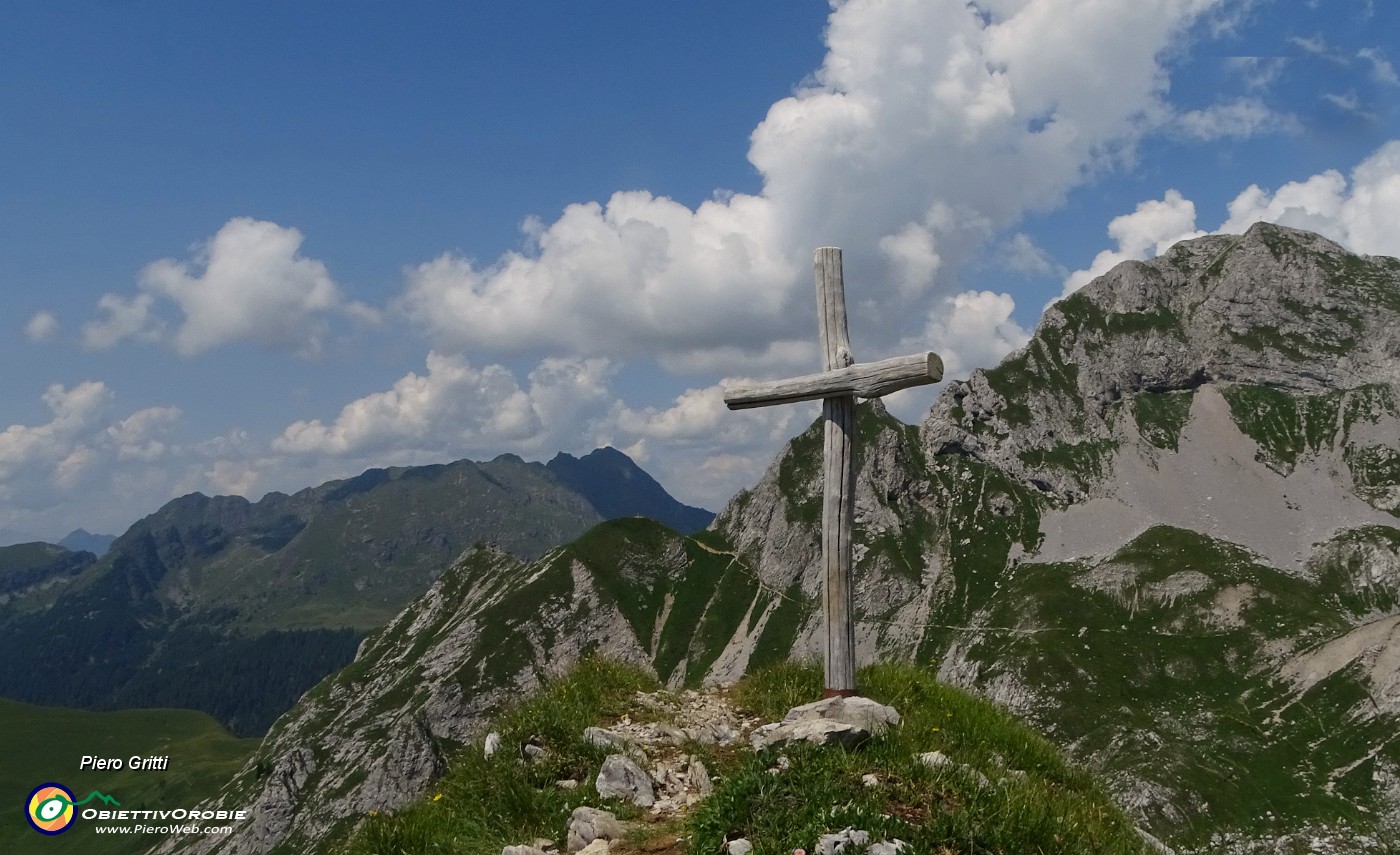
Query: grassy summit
344,658,1152,855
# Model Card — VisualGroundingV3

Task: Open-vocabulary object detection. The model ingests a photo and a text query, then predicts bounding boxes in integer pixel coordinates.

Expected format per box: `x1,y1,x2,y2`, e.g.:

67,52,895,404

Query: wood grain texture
816,247,853,372
722,352,942,410
816,247,858,694
719,245,945,696
822,394,857,693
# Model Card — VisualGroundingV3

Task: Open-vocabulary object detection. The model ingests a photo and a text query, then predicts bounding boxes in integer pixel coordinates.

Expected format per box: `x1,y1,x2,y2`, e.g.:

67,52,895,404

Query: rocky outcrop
708,223,1400,851
169,223,1400,855
924,223,1400,499
749,695,901,751
594,755,654,807
158,518,773,855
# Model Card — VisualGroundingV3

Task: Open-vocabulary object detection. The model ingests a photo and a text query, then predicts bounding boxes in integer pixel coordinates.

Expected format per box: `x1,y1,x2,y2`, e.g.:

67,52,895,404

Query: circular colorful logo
26,783,76,835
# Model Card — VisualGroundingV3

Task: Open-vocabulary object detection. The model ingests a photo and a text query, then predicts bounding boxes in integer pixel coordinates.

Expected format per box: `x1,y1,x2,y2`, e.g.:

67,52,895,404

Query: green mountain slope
0,541,94,606
0,449,708,737
157,519,772,854
164,222,1400,854
0,698,256,855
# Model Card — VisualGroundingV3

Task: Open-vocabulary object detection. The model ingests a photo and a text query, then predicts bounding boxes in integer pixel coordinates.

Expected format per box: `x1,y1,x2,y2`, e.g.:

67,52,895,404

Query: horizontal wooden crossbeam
723,351,943,410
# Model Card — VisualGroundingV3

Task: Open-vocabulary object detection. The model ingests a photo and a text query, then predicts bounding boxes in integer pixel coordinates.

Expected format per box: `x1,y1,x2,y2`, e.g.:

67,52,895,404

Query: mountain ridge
0,447,710,737
163,222,1400,853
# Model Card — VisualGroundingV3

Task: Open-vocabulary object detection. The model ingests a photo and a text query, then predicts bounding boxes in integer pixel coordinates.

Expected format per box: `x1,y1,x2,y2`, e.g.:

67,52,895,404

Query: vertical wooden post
815,247,858,697
723,246,941,700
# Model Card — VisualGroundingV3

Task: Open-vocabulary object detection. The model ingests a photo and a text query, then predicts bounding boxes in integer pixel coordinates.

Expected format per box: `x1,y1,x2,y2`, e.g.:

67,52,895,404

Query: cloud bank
30,0,1340,536
399,0,1230,378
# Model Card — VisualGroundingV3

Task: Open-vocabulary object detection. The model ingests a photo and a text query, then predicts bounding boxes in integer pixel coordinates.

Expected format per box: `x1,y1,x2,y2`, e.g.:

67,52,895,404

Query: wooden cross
723,247,943,697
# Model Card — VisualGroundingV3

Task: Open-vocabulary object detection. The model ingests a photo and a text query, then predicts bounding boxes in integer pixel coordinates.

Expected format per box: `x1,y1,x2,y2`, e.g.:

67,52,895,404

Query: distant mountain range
0,447,711,737
173,223,1399,854
57,528,117,556
0,528,117,553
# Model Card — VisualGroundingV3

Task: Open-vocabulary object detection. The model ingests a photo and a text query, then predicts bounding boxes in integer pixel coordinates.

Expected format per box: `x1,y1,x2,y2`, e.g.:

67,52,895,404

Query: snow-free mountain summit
169,223,1399,854
0,447,711,737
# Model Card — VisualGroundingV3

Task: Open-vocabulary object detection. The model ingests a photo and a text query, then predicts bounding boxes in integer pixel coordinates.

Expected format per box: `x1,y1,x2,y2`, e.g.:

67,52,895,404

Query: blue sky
2,0,1398,543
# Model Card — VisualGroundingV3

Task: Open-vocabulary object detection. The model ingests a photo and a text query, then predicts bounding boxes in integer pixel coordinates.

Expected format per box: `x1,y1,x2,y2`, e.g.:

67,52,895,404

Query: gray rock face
689,757,712,796
595,753,655,807
162,223,1400,855
783,696,901,732
751,717,870,751
815,827,870,854
708,223,1400,850
751,696,899,751
584,726,644,758
924,223,1400,502
566,806,624,852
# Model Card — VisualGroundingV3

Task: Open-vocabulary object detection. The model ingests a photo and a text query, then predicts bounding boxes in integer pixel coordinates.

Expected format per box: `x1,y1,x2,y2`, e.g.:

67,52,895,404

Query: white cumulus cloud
0,383,183,530
271,352,621,462
398,0,1226,383
83,217,376,357
914,290,1032,382
1219,140,1400,254
0,382,113,494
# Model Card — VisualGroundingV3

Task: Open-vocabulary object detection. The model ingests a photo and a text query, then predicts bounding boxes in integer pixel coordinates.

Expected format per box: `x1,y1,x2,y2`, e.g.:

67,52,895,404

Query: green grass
1221,385,1342,471
1132,389,1195,451
1018,440,1118,486
775,417,824,528
1049,290,1183,349
345,658,1152,855
916,455,1047,664
566,518,764,687
0,698,257,855
694,661,1152,855
1227,324,1357,361
1319,250,1400,313
964,526,1399,848
343,657,657,855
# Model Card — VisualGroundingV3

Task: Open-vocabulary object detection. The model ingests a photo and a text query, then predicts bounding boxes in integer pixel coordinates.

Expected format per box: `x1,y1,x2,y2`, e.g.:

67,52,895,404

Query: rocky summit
169,223,1399,854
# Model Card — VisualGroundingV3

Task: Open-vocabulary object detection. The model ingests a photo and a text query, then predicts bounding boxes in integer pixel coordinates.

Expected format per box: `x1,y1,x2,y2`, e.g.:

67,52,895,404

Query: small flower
433,793,443,801
931,727,941,732
368,810,378,816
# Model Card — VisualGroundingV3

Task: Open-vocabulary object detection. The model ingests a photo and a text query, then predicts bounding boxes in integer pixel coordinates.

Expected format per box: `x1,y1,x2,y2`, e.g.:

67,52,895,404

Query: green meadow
0,698,256,855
